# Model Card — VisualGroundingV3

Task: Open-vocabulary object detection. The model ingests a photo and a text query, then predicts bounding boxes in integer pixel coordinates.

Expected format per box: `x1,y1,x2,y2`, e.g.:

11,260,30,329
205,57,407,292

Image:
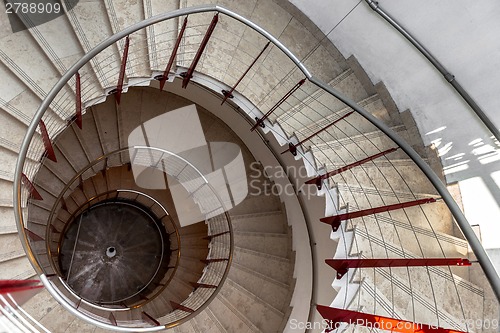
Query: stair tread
104,0,151,78
62,0,121,89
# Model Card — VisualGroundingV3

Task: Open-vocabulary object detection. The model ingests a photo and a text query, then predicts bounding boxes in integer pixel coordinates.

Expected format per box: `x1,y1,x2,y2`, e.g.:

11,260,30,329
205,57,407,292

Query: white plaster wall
288,0,500,259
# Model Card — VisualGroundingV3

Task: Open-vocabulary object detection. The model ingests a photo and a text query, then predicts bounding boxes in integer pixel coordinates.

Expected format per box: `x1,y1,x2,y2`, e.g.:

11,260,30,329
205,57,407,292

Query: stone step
0,17,74,116
0,75,65,134
173,318,199,333
232,246,292,286
143,0,180,72
286,95,389,145
0,112,44,161
336,182,444,223
276,69,370,129
218,277,284,332
92,102,122,167
231,231,291,258
77,108,106,172
0,207,16,236
174,265,204,286
15,8,103,97
324,159,438,196
346,211,468,261
0,256,34,280
351,227,485,302
37,146,80,187
178,255,207,275
62,0,121,90
181,246,209,260
31,165,67,200
38,302,78,333
0,249,25,264
193,306,227,333
0,90,34,127
348,272,470,332
55,126,94,174
230,211,287,234
180,233,210,248
0,234,25,260
60,316,97,333
208,293,262,333
0,224,17,235
311,124,407,159
169,275,195,301
226,261,291,312
104,0,151,79
0,179,13,208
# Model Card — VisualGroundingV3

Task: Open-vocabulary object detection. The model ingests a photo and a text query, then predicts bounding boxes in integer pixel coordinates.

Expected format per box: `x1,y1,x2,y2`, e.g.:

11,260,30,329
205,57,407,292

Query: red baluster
305,147,398,189
24,228,44,241
326,257,471,279
157,17,188,91
141,311,161,326
251,78,306,131
321,198,437,231
170,301,195,313
281,111,354,156
39,120,57,162
114,36,130,105
21,173,43,200
221,41,270,105
316,305,468,333
182,14,218,88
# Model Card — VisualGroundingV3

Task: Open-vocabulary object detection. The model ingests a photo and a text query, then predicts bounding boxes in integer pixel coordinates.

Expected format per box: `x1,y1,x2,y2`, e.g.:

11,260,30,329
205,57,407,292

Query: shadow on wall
425,125,500,264
128,104,248,227
3,0,79,32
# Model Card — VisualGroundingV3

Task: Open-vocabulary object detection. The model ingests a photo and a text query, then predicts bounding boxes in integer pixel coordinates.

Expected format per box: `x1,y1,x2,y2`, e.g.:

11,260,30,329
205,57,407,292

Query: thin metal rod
221,41,270,105
157,16,188,91
281,111,354,155
365,0,500,142
182,14,218,88
251,78,306,131
75,72,82,129
305,146,398,189
66,213,84,283
114,36,130,105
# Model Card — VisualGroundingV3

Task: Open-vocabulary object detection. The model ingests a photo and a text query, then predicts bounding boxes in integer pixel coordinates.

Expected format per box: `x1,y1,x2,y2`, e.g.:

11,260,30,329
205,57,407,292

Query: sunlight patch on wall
459,177,500,250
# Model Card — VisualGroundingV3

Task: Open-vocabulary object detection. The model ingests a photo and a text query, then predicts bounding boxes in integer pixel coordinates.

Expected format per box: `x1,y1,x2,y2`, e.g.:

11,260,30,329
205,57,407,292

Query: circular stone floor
59,201,169,304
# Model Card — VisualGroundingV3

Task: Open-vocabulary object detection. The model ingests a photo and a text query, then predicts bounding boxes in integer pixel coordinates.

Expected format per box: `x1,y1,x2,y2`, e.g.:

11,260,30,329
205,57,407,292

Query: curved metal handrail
12,3,500,331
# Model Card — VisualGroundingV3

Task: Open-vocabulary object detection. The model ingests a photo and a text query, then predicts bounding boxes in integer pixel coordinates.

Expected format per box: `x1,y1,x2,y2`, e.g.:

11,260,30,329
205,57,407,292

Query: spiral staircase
0,1,498,332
